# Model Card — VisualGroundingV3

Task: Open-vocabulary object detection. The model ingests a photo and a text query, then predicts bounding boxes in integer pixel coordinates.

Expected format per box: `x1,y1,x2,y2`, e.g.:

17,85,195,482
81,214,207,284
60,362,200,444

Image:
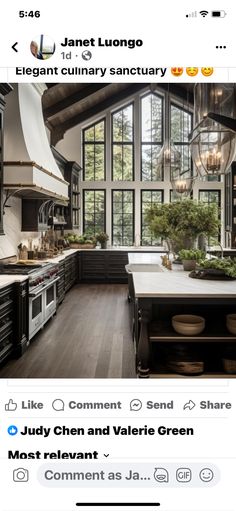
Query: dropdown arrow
103,454,109,457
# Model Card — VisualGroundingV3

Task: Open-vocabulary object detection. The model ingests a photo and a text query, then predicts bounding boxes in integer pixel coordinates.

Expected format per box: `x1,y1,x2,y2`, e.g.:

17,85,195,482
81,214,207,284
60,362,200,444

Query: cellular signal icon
199,10,209,17
186,11,197,17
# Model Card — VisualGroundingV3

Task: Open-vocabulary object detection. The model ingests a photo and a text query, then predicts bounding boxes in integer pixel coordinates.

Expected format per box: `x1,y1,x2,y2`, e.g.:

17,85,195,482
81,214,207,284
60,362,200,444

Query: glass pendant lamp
170,86,196,196
190,117,236,176
157,138,181,172
190,84,236,176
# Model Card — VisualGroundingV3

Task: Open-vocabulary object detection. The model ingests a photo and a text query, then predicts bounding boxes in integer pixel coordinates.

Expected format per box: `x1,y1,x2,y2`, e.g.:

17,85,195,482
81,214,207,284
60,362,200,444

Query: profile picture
30,35,56,60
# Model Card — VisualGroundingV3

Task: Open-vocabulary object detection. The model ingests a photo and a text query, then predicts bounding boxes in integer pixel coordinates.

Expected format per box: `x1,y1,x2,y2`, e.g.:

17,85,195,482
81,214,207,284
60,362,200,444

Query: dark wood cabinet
0,285,14,364
65,253,79,292
0,84,13,235
80,251,128,283
225,163,236,248
51,147,81,231
64,161,81,230
57,260,65,304
57,253,79,303
22,198,49,231
14,281,29,356
0,280,28,365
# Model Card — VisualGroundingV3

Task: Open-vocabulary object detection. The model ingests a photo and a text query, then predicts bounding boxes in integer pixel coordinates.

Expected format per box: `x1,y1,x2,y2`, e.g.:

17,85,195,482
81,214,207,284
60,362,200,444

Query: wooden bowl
226,314,236,335
172,314,205,336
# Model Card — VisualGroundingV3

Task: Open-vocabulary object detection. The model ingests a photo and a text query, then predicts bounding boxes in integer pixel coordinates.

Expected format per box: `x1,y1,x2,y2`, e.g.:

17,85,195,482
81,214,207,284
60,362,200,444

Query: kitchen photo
0,82,236,379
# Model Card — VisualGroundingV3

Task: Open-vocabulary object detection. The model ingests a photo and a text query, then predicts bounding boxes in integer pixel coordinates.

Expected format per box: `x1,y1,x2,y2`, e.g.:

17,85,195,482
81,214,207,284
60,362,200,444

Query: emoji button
186,67,198,77
171,67,184,77
201,67,214,76
199,468,214,482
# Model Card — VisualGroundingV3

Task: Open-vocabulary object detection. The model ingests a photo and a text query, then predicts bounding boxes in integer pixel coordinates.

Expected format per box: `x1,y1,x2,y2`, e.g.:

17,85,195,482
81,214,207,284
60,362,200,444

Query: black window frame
112,189,135,246
141,91,164,182
111,102,134,181
141,190,164,246
83,118,106,181
83,189,106,237
198,189,221,243
170,101,193,178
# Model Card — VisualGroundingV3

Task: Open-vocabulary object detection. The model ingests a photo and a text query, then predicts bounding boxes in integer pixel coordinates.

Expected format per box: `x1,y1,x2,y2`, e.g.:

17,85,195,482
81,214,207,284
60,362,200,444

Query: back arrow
12,42,18,52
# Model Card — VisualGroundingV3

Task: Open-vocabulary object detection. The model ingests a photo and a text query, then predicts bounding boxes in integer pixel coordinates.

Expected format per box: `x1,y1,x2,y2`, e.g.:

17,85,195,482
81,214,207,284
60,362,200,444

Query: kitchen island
132,271,236,378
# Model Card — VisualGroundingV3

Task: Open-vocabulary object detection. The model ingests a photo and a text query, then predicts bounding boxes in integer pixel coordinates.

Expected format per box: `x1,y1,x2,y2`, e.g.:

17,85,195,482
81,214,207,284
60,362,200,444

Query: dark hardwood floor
0,284,136,378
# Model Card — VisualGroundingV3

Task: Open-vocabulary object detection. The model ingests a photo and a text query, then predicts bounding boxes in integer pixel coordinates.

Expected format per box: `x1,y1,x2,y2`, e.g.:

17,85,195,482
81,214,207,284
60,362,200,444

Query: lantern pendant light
156,84,181,178
170,86,196,197
190,84,236,176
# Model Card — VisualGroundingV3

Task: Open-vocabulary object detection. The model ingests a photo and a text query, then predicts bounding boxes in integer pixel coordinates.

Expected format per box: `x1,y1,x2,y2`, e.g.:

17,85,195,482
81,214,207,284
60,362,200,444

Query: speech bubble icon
52,399,65,411
130,399,142,411
154,467,169,483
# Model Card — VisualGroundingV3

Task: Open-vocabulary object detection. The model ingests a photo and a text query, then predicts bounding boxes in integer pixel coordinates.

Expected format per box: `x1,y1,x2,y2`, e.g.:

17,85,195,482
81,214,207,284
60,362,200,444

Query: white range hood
4,83,69,202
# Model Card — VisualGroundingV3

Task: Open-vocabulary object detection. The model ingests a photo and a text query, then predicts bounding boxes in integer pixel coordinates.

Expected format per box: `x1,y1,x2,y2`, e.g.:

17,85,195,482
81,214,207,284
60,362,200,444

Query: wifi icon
200,10,209,17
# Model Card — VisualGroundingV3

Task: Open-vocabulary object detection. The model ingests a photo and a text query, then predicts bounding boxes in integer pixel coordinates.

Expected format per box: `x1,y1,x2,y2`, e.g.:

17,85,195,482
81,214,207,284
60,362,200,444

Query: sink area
125,263,163,273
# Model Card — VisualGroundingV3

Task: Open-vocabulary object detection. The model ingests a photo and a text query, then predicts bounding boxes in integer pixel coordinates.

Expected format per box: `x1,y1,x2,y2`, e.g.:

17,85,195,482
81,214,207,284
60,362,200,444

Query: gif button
176,468,192,483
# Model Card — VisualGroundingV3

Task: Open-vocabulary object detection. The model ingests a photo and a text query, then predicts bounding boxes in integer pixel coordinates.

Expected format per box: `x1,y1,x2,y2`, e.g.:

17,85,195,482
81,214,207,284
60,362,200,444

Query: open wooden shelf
149,319,236,342
149,372,236,378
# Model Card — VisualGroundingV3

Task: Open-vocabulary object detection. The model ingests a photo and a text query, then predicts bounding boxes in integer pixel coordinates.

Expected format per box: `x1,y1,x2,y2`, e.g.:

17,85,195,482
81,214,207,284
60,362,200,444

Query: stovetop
0,263,52,275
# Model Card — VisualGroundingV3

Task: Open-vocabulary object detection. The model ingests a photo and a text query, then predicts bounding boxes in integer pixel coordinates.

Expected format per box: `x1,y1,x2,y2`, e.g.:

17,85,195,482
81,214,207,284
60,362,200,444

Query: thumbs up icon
5,399,17,411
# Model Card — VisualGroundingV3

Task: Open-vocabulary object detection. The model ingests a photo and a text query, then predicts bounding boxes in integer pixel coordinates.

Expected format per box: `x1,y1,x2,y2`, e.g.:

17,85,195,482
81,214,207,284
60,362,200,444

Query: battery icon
211,10,227,17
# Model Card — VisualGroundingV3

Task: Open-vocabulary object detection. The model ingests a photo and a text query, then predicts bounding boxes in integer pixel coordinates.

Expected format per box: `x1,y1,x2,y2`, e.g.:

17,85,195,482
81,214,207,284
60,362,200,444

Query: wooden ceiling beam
43,83,110,119
50,83,147,140
157,83,194,104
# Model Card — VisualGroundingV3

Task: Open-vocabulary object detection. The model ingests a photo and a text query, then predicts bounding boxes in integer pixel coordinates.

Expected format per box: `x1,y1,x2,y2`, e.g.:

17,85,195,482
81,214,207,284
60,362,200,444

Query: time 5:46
19,11,40,18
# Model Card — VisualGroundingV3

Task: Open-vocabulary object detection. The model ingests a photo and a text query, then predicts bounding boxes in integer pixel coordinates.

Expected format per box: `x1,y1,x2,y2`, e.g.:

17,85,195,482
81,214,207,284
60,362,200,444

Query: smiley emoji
171,67,184,77
186,67,198,77
199,468,214,482
201,67,214,76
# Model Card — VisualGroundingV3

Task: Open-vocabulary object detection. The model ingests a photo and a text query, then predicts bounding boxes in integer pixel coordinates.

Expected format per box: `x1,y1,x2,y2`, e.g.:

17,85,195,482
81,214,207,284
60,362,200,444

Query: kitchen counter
0,274,28,290
131,268,236,378
128,253,164,264
44,248,79,264
133,270,236,298
74,246,166,252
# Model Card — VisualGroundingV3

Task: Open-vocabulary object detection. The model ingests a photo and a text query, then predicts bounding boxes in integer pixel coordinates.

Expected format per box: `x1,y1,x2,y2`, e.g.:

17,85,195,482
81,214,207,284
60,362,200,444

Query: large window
141,93,163,181
83,190,106,236
199,190,221,244
112,190,134,246
141,190,163,245
80,87,223,247
83,120,105,180
112,104,134,181
171,103,192,176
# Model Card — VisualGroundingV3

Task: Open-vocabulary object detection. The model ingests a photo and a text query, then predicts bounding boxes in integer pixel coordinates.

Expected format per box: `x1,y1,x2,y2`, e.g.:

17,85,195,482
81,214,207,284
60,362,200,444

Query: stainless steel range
0,263,59,340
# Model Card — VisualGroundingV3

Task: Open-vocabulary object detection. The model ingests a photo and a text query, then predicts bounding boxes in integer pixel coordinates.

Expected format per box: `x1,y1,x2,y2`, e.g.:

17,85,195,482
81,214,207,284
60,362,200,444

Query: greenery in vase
95,232,109,243
198,257,236,278
178,249,206,261
146,199,220,252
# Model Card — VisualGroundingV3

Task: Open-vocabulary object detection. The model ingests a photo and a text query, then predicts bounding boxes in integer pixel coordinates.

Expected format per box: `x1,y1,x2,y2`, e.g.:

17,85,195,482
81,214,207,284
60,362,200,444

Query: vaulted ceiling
42,83,194,146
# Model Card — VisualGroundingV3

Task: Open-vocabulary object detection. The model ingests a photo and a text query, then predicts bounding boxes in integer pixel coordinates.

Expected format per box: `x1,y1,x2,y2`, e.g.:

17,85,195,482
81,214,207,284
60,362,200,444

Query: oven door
29,291,44,340
44,279,58,323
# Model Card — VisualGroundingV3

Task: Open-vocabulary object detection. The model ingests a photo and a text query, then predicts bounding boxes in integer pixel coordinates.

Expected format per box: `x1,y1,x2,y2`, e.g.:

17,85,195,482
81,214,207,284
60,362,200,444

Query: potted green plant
197,257,236,279
66,233,96,249
95,231,109,249
178,249,206,271
146,199,220,254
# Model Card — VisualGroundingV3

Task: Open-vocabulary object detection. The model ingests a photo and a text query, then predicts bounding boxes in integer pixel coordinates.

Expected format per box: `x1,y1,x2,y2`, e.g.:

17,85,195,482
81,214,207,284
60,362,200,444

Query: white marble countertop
128,253,164,264
0,274,28,290
76,246,167,252
133,270,236,298
44,248,79,264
